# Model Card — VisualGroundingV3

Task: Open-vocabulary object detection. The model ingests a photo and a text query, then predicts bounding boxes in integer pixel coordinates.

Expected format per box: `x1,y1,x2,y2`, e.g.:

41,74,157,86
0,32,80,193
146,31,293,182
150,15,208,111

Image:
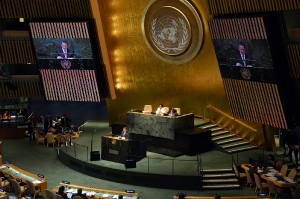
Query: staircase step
227,146,257,154
211,131,229,136
203,168,232,173
202,184,240,189
203,173,235,178
202,179,238,183
209,127,223,132
216,138,243,145
221,141,249,149
212,134,235,141
200,124,217,129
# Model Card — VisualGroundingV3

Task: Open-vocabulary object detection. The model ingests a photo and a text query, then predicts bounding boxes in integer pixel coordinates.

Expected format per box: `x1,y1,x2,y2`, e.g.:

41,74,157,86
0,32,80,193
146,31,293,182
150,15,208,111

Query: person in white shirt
155,104,165,114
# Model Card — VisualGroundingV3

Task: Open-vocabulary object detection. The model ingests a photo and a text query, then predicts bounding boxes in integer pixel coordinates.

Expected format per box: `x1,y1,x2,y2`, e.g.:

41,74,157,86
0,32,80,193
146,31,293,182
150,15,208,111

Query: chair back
164,107,169,114
288,169,297,181
280,164,288,176
26,180,36,193
245,169,254,184
233,165,240,179
46,134,55,143
45,189,56,199
11,179,21,194
55,194,63,199
267,180,278,195
174,108,181,115
276,160,283,171
253,173,262,190
144,105,152,112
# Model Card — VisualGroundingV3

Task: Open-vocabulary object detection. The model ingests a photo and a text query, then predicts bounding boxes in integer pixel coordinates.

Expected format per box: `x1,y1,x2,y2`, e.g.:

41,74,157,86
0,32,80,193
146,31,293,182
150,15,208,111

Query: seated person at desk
155,104,165,114
118,127,130,139
56,186,69,199
267,154,276,168
17,105,27,117
2,111,10,120
168,107,178,116
72,188,87,199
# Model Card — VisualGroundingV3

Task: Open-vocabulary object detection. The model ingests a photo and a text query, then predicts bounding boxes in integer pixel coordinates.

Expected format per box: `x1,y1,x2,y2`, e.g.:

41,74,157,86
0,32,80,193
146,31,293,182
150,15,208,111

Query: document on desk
86,191,96,196
267,176,277,181
102,194,109,197
66,189,76,193
112,195,119,199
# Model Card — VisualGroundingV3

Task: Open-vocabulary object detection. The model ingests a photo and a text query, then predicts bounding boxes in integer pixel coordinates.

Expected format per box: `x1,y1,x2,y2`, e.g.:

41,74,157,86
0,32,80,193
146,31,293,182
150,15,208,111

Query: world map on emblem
151,15,190,55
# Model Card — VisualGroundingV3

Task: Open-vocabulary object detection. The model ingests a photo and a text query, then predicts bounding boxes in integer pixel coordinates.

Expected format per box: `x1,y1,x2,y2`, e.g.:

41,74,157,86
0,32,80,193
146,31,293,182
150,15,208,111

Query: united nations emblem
142,0,203,64
240,68,251,80
60,60,71,69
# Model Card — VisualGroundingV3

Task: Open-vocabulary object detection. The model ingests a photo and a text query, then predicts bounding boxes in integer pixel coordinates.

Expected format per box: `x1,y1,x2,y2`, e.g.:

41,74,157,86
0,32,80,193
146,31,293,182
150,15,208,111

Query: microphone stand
91,129,96,153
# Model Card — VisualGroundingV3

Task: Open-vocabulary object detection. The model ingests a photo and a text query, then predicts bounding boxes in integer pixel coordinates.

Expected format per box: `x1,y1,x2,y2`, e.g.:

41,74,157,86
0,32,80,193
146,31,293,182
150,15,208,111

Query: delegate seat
35,129,45,145
26,180,41,199
174,108,181,115
11,179,26,199
45,189,56,199
46,134,56,147
143,105,152,112
254,173,268,193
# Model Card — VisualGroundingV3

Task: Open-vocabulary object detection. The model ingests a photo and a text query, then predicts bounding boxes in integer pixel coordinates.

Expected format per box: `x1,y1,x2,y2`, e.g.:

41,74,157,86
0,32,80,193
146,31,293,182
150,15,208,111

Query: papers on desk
267,176,277,181
265,173,274,177
65,189,76,193
284,176,294,183
112,196,119,199
86,191,96,196
32,180,42,184
102,194,109,197
257,169,263,173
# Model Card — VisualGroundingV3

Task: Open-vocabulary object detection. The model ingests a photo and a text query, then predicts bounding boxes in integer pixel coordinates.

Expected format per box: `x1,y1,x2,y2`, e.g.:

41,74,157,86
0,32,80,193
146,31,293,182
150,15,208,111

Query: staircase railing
197,155,204,189
204,105,259,149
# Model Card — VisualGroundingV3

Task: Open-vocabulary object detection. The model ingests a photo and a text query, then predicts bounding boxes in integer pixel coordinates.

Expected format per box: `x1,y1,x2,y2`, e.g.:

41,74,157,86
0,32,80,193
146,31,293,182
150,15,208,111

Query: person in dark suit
17,105,27,117
28,118,35,141
167,107,178,116
56,186,68,199
72,188,87,199
44,117,52,134
119,127,130,139
56,41,75,59
234,43,254,67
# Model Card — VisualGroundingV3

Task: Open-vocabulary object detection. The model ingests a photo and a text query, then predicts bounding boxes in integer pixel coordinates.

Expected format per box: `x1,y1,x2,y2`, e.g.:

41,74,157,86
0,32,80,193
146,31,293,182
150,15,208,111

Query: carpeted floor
1,120,287,199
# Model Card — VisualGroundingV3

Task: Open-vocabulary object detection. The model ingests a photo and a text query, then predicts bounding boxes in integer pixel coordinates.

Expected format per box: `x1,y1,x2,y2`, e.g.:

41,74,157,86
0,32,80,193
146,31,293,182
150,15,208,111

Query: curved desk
241,164,297,188
52,182,139,199
0,164,47,194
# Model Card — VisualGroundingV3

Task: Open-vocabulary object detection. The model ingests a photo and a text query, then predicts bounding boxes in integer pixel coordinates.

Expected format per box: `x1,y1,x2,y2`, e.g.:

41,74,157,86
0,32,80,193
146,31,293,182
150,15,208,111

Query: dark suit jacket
56,49,75,58
56,192,69,199
234,53,254,66
44,120,51,132
167,109,178,116
120,131,130,139
72,193,87,199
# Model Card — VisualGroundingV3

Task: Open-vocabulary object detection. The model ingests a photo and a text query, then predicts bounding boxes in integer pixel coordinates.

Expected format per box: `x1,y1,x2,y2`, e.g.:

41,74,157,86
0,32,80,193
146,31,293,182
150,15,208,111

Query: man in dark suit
56,186,69,199
167,107,178,116
234,43,254,67
72,188,87,199
56,41,75,59
119,127,130,139
17,105,27,117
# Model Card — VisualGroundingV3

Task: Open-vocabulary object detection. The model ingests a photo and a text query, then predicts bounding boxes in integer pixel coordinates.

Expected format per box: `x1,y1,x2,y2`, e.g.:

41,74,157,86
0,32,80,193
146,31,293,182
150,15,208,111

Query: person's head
268,154,275,161
238,43,246,56
58,186,65,193
118,195,123,199
178,193,185,199
20,105,23,109
61,41,68,51
159,104,164,108
123,127,127,132
214,194,221,199
171,107,175,111
77,188,82,194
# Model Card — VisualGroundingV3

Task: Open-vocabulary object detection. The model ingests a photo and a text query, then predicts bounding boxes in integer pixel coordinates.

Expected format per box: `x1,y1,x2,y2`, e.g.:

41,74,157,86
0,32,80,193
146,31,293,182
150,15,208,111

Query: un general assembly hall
1,0,300,199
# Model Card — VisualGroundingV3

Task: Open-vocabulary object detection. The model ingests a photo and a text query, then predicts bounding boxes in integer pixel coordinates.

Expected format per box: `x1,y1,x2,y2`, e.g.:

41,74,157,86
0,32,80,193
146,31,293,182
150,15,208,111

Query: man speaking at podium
56,41,75,59
118,127,131,139
234,42,254,67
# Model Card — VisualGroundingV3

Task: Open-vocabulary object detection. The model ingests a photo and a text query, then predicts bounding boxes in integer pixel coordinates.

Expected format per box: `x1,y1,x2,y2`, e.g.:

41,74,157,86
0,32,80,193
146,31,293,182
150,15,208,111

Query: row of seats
144,105,181,115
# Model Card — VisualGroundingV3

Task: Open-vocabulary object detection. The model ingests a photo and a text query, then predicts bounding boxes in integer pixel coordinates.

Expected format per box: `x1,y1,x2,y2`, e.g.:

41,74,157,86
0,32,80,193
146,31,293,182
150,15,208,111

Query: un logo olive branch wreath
151,17,189,53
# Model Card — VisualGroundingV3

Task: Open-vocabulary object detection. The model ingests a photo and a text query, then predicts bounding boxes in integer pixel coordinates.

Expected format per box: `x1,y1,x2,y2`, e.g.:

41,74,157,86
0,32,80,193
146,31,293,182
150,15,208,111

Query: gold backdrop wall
92,0,275,150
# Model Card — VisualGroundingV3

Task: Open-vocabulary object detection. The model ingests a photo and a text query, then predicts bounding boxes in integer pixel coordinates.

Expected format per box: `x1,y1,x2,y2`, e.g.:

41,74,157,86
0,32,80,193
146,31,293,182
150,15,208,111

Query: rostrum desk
0,164,47,194
101,136,141,164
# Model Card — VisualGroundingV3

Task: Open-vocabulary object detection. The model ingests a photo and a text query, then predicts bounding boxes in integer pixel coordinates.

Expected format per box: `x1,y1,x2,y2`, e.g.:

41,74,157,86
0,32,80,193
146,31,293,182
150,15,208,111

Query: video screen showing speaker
208,16,289,129
29,21,101,102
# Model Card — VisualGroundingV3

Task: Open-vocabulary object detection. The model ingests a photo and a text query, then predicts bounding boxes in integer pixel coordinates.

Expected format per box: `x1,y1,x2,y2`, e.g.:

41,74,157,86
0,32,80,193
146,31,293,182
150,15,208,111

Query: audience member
44,117,52,134
28,118,35,141
17,105,27,117
178,193,185,199
72,188,87,199
168,107,178,116
214,194,221,199
267,154,276,168
36,116,44,135
2,111,10,119
56,186,68,199
118,127,130,139
118,195,123,199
